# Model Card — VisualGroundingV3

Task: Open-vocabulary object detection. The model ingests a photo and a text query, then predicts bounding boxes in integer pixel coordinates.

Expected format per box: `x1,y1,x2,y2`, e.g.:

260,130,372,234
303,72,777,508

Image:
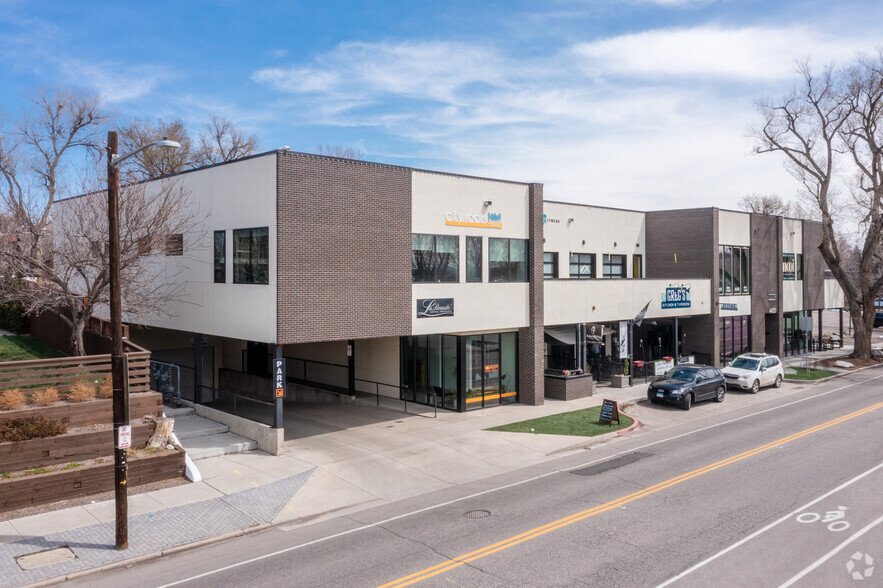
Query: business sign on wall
783,253,796,280
417,298,454,318
661,286,691,309
445,211,502,229
720,303,738,311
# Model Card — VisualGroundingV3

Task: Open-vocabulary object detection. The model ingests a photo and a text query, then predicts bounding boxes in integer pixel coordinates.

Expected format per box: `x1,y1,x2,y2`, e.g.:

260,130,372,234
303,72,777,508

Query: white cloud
60,59,170,104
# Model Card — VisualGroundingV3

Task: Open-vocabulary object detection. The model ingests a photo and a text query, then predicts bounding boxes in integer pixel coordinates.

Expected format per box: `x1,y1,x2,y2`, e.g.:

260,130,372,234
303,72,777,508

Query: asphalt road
69,368,883,588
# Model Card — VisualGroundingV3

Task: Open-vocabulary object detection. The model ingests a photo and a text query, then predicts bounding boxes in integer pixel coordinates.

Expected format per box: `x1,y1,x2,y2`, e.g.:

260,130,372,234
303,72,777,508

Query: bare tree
753,56,883,358
0,87,110,267
196,114,259,165
737,194,791,215
118,118,194,180
1,169,199,355
314,144,364,160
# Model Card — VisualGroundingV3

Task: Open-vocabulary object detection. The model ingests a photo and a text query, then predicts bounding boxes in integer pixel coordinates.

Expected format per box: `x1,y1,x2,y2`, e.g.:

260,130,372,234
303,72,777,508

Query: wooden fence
0,342,151,396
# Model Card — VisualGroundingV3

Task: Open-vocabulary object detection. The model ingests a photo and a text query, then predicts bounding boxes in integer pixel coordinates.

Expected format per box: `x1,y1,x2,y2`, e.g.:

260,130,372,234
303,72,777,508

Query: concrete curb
23,523,272,588
616,409,640,436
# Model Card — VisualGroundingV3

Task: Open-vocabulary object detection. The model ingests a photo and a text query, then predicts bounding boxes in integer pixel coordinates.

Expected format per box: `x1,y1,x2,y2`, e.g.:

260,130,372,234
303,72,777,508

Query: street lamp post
106,131,180,550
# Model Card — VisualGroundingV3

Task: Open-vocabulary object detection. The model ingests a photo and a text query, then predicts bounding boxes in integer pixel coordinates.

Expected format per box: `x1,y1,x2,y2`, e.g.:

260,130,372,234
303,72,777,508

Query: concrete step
178,432,258,460
173,414,229,440
164,406,195,418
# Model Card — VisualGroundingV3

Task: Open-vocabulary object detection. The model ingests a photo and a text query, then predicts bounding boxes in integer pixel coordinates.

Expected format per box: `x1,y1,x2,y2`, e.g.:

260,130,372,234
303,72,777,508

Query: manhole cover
17,546,76,570
464,510,491,519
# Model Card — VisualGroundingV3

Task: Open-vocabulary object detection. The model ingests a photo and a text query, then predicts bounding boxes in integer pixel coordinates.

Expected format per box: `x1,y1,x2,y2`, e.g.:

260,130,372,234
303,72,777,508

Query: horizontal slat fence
0,391,162,426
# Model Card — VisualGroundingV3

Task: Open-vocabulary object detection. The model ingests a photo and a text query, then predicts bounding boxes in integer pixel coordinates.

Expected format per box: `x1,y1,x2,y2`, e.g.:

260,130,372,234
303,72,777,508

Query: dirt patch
814,355,883,369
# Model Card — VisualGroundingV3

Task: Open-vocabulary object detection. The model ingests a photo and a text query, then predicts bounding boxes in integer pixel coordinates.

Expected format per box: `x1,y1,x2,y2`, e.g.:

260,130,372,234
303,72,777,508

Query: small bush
96,378,113,399
67,381,96,403
0,417,67,442
0,301,29,334
0,389,26,411
31,387,60,406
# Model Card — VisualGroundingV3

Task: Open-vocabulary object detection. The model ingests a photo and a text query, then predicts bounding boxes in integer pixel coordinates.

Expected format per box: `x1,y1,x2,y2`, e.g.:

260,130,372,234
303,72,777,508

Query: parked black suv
647,364,727,410
875,312,883,328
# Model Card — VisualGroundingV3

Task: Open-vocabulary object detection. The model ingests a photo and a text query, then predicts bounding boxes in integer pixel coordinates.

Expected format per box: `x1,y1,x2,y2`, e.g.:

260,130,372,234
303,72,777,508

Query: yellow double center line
380,400,883,587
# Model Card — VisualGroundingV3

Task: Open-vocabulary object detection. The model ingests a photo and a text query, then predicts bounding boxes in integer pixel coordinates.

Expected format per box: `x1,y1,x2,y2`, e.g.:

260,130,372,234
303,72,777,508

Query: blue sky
1,0,881,211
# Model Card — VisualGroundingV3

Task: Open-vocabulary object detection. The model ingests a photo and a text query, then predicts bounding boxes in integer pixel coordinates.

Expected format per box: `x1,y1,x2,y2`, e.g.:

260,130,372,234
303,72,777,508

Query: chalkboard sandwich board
598,399,620,426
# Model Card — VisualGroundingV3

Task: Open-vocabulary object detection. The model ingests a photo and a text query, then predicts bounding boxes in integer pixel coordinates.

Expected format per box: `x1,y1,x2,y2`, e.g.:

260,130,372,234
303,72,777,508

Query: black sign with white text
273,358,286,399
416,298,454,318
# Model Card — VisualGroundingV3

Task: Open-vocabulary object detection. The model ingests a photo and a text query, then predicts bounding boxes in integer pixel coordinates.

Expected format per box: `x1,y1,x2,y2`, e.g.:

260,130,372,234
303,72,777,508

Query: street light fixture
106,131,180,550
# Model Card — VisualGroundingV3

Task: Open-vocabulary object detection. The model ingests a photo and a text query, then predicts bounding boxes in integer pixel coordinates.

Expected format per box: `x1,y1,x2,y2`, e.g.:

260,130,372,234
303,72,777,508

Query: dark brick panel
276,152,412,344
519,183,545,405
750,214,783,355
645,208,716,280
802,221,825,310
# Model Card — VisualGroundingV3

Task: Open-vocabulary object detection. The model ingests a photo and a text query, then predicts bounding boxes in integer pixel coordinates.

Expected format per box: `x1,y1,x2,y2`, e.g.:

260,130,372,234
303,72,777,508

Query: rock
834,360,854,368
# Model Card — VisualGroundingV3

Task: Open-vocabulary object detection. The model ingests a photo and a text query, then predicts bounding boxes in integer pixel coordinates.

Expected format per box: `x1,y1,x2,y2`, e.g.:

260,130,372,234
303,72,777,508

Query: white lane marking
157,371,883,588
779,513,883,588
656,461,883,587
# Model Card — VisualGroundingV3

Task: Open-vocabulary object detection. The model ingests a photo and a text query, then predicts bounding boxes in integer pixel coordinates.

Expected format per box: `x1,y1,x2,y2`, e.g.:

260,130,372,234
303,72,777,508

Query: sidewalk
0,345,866,586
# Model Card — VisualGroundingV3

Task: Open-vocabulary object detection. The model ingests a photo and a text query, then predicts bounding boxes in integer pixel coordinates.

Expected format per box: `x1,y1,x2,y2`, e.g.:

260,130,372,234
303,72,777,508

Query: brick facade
518,183,545,405
276,152,412,344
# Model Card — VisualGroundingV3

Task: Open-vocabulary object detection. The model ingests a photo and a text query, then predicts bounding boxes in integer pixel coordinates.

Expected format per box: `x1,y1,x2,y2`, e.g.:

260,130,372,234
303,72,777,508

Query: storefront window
719,316,751,364
500,332,517,404
412,234,459,283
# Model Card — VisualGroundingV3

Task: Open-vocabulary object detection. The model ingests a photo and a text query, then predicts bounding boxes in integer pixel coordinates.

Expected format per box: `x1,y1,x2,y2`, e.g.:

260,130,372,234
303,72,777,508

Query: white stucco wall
825,280,845,308
129,154,278,342
718,295,752,317
783,218,803,254
783,280,804,312
718,210,751,246
543,202,646,278
411,172,531,334
544,278,712,325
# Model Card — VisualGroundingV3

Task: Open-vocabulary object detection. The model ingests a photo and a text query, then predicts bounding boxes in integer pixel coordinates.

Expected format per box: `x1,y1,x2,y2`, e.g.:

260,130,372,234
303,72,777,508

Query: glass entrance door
482,334,501,407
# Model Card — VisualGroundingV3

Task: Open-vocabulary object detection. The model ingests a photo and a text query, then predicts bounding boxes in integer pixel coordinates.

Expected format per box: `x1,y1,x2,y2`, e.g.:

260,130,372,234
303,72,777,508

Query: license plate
656,392,664,397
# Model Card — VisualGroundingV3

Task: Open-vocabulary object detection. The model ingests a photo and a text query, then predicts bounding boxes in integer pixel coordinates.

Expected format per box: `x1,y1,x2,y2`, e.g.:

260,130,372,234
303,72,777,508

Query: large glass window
412,234,459,283
569,253,595,279
720,245,750,296
214,230,226,283
543,252,558,279
489,238,528,282
720,315,751,364
233,227,269,284
466,236,482,283
602,254,626,278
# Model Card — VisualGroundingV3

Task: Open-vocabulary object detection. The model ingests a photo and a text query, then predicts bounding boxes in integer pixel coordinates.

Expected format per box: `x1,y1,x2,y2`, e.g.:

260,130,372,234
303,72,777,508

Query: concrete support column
193,333,203,404
348,339,355,396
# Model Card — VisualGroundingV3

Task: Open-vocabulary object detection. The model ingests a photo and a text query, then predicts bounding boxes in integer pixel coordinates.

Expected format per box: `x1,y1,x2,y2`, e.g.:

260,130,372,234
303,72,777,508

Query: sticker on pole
118,425,132,449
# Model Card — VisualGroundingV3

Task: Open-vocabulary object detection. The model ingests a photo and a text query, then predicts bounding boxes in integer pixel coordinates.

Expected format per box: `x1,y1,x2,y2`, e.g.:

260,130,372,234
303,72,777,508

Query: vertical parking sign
274,358,286,399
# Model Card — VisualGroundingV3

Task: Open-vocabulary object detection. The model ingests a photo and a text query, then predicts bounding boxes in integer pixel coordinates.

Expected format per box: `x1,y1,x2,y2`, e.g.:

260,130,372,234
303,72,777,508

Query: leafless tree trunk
753,56,883,358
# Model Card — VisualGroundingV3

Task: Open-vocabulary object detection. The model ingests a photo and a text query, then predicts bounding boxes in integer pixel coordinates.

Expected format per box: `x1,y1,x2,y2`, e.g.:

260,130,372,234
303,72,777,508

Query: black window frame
569,252,595,279
233,226,269,285
214,230,226,283
720,245,751,296
412,234,460,283
543,252,558,280
602,254,626,279
488,238,528,283
466,236,482,283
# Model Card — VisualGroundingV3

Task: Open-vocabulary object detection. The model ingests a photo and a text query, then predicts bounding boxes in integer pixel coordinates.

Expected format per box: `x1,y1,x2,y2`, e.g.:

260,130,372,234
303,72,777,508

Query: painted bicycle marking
796,506,851,531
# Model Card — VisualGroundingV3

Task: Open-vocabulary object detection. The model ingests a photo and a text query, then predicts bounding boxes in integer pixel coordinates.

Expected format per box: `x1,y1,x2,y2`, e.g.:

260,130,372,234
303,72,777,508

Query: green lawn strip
784,368,839,381
486,406,634,437
0,336,66,362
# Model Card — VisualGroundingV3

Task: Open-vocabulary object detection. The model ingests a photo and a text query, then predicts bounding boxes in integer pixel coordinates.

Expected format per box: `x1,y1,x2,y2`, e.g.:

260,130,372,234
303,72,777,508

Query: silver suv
721,353,785,393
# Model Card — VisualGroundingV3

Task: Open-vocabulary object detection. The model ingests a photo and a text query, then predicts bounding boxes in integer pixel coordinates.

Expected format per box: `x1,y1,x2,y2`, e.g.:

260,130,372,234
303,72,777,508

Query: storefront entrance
400,332,518,411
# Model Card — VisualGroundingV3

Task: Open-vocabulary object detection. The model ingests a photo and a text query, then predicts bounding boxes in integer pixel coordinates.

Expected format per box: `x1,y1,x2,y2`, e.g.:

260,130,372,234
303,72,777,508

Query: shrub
0,389,26,411
67,381,96,403
96,378,113,399
0,417,67,442
0,301,29,334
31,387,60,406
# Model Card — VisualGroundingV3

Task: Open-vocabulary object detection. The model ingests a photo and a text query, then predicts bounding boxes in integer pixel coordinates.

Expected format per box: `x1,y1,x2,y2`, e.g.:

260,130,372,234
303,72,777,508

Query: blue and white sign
720,303,738,311
661,287,691,309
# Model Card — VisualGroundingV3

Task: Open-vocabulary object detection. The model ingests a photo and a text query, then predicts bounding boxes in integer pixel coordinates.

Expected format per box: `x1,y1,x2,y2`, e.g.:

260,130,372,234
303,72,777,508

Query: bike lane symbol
795,506,851,532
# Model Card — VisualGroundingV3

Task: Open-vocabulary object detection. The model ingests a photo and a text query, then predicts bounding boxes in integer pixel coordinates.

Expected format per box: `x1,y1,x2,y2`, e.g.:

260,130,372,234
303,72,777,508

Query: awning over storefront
545,325,577,345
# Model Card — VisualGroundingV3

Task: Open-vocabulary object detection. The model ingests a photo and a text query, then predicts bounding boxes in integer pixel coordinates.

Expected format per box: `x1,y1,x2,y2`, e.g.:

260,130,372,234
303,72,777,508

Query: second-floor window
233,227,269,284
633,254,643,278
214,230,226,283
543,252,558,279
412,234,459,283
569,253,595,279
602,254,626,278
489,238,528,282
466,236,482,282
720,245,750,295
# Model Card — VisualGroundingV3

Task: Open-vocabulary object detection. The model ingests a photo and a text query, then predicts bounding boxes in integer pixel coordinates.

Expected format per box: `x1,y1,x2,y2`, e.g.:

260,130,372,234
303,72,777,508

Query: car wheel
681,393,692,411
751,380,760,394
649,397,659,404
774,374,782,388
714,386,725,402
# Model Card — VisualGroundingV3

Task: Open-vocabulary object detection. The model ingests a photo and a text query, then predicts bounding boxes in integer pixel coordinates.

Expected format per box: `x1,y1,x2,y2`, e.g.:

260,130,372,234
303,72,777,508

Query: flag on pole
634,300,651,327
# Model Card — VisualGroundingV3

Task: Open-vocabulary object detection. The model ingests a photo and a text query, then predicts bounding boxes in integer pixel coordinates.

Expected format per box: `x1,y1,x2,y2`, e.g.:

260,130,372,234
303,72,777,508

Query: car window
664,368,697,382
731,358,759,370
700,368,716,379
768,357,780,367
762,358,773,368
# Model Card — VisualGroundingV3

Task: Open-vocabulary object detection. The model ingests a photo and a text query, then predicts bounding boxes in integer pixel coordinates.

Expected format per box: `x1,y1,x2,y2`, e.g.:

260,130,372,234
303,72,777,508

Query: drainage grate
464,509,491,519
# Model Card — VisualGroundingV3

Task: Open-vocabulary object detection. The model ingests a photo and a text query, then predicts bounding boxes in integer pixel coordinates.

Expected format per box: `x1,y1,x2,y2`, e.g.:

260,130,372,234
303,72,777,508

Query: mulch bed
813,355,883,369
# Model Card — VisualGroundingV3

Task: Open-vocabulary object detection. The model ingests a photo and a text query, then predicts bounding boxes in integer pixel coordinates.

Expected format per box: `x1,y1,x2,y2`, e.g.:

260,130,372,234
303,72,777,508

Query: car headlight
669,389,682,396
738,376,748,380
